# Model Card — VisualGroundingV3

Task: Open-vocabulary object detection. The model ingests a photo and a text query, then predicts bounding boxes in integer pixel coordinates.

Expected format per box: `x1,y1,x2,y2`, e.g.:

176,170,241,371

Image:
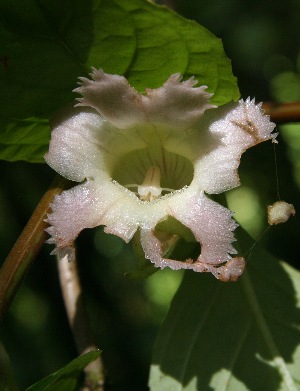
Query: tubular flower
45,69,276,281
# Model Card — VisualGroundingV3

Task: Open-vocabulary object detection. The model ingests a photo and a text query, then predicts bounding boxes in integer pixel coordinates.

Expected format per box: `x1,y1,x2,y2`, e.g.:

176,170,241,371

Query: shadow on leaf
149,227,300,390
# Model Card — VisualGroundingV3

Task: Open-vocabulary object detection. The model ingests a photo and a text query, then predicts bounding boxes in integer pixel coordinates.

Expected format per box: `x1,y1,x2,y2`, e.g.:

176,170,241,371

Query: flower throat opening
112,147,194,201
126,166,176,201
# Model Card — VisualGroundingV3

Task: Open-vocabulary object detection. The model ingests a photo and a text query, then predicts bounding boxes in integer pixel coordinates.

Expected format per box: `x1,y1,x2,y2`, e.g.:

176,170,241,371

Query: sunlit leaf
0,0,239,163
149,228,300,391
26,350,101,391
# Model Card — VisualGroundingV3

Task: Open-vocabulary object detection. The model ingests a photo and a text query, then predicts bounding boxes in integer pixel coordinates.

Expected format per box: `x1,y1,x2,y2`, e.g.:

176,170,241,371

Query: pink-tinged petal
46,182,100,252
74,69,215,130
45,109,111,182
140,228,245,281
74,68,145,129
140,228,199,271
194,145,244,193
143,73,216,129
46,180,140,260
195,98,277,193
214,98,277,145
169,190,238,263
139,189,242,280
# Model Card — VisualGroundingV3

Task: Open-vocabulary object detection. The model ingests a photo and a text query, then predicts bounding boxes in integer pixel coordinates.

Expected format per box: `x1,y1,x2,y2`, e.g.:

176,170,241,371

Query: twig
0,175,70,321
57,255,105,390
262,101,300,124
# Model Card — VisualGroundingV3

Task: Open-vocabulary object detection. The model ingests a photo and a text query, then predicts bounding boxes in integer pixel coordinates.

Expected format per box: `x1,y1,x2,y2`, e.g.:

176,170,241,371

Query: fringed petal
215,98,277,145
143,73,216,129
139,189,243,280
141,227,245,281
74,69,215,130
46,180,140,260
45,181,100,260
169,190,238,263
74,68,145,129
194,98,277,193
140,228,199,271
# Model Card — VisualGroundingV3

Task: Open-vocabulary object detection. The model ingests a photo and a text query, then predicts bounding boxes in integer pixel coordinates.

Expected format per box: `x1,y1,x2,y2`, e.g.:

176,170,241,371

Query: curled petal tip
213,257,246,282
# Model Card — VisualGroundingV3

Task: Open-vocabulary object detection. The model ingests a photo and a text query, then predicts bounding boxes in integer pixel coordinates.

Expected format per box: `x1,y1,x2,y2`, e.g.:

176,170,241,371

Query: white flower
45,69,276,281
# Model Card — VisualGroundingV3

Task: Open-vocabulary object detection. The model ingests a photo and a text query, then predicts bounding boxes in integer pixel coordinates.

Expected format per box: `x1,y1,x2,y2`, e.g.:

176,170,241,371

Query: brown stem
262,101,300,124
0,175,70,321
57,256,105,390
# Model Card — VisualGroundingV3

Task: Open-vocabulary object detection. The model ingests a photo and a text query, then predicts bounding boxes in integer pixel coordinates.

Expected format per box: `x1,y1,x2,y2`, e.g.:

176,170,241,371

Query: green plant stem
0,175,70,321
262,101,300,124
57,256,105,390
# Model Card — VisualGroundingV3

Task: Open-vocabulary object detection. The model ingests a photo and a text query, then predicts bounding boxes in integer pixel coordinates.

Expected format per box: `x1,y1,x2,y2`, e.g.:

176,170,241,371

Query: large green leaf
26,350,101,391
0,0,239,163
149,228,300,391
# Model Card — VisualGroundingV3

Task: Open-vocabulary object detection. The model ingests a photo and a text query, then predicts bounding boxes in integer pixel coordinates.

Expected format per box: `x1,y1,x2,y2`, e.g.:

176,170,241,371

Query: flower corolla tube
45,69,276,281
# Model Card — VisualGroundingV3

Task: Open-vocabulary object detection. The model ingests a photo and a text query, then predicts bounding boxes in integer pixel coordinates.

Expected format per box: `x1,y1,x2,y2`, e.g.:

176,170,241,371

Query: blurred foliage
1,0,300,390
174,0,300,101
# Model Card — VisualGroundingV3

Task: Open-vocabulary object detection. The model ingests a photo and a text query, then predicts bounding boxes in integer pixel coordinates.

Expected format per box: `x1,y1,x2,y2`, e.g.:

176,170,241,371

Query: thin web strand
273,142,281,200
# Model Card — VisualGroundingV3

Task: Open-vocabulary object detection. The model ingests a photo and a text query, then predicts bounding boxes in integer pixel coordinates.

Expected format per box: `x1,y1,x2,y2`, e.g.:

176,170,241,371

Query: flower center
112,146,194,201
107,126,194,201
125,166,176,201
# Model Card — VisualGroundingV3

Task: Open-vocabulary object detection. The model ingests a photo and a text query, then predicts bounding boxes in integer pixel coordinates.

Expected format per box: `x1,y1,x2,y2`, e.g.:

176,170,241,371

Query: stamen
138,166,162,201
124,167,176,200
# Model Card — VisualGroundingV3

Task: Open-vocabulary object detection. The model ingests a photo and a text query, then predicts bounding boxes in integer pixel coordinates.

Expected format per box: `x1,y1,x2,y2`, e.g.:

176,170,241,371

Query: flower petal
46,179,140,260
45,108,110,182
143,73,216,129
194,98,277,193
74,69,215,130
46,181,99,261
140,228,198,270
169,189,238,263
140,229,245,281
139,189,240,279
74,68,145,129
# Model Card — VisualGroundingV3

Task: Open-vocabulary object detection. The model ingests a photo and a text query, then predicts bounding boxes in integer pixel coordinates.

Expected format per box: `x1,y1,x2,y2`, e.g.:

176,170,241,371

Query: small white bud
267,201,296,225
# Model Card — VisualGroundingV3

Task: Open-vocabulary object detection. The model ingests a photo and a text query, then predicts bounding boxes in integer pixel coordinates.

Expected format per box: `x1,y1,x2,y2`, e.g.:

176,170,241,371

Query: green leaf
0,118,49,163
26,350,101,391
0,0,239,163
149,228,300,391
